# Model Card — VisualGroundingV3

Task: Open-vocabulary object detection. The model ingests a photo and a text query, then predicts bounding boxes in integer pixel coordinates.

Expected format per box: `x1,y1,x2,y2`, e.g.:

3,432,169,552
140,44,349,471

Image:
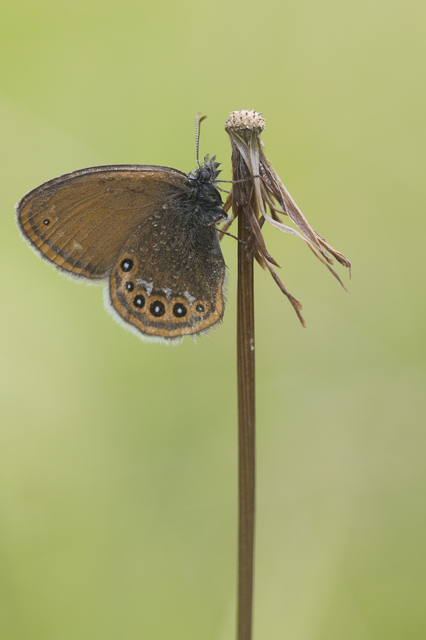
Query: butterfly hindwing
108,203,226,339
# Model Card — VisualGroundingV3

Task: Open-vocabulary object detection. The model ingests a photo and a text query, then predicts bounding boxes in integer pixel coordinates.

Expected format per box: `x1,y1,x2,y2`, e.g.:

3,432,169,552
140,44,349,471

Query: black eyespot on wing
150,301,165,317
196,304,205,313
125,281,134,292
133,294,145,308
121,259,133,272
43,219,50,226
173,303,187,318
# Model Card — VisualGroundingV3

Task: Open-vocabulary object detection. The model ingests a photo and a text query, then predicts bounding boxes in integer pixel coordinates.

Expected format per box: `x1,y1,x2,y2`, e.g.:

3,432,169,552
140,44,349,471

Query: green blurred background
1,0,425,638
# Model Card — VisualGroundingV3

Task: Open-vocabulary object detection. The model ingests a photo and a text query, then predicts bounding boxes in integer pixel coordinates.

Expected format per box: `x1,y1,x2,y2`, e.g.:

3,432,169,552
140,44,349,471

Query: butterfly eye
133,294,145,309
120,258,133,272
173,303,187,318
150,301,166,317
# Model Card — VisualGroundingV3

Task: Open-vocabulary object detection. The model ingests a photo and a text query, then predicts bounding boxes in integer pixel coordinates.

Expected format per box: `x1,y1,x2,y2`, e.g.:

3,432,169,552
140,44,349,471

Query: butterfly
15,155,227,343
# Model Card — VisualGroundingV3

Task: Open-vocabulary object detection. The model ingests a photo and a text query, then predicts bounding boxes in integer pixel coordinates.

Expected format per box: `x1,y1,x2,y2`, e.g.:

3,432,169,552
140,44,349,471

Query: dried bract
224,109,351,327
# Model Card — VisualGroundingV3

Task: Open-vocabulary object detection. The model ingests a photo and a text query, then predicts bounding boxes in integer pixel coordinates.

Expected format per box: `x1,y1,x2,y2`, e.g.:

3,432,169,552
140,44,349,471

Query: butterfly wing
16,165,188,280
108,205,226,340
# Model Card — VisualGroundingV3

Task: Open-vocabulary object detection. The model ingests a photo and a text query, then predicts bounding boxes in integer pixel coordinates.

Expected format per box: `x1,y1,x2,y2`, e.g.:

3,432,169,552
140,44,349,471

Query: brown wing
16,165,188,280
108,209,226,340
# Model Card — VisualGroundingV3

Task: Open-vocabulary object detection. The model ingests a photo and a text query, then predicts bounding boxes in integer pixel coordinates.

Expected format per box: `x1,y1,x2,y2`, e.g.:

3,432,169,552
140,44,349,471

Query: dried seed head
223,110,351,327
225,110,266,133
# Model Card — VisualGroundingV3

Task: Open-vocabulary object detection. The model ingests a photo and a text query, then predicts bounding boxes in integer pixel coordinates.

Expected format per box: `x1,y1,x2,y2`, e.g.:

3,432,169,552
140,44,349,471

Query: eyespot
133,294,145,309
125,281,134,292
120,258,133,272
43,219,50,226
150,300,165,317
173,302,187,318
195,303,205,313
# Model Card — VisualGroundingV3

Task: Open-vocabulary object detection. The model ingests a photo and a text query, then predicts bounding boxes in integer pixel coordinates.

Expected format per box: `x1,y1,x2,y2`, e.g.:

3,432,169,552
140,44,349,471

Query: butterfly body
16,156,227,342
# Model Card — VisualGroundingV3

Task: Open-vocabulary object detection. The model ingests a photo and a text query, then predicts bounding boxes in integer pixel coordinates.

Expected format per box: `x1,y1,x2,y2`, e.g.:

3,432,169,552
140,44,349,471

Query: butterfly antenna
195,112,207,167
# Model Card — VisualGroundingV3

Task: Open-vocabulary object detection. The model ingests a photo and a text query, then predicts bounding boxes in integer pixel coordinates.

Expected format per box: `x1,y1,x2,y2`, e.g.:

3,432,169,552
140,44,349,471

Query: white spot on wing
183,291,196,304
162,287,172,300
135,278,153,296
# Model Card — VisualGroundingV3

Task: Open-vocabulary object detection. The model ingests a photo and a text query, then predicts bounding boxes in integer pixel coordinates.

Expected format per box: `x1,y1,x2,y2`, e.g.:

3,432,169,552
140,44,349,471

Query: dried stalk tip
224,110,351,328
225,110,266,132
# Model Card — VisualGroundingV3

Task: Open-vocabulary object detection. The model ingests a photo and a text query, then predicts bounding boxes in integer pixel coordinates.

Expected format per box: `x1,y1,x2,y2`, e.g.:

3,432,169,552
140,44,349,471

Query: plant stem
237,197,256,640
226,106,349,640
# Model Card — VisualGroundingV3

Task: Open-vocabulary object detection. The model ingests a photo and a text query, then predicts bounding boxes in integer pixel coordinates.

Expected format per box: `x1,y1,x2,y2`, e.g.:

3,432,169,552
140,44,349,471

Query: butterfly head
186,155,223,209
188,155,221,185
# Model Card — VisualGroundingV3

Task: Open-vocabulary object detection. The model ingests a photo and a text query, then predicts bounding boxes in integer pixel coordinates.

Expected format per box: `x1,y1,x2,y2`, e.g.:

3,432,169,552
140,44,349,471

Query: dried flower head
224,109,351,327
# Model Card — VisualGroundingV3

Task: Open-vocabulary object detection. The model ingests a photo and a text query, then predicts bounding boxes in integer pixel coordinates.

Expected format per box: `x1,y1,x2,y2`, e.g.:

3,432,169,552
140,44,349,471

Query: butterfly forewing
16,165,187,279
